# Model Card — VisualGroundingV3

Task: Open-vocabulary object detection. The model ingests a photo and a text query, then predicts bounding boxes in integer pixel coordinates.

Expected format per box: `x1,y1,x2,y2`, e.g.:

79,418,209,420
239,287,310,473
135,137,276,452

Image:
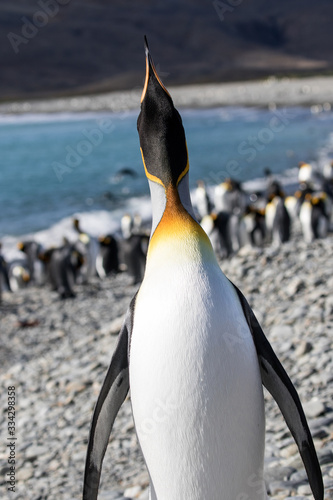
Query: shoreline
0,75,333,116
1,169,302,257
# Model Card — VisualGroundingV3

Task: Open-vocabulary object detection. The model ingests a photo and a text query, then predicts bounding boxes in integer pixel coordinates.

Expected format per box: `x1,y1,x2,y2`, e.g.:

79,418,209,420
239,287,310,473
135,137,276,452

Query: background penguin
214,180,229,212
96,234,119,279
241,191,268,247
83,39,323,500
17,240,45,285
40,239,84,299
299,192,329,242
73,218,99,282
298,161,315,184
0,243,11,301
214,177,247,214
323,160,333,182
7,261,30,292
242,204,266,247
285,193,300,221
194,179,212,220
322,161,333,202
200,211,232,259
265,180,291,245
215,178,248,252
114,167,138,181
118,214,147,284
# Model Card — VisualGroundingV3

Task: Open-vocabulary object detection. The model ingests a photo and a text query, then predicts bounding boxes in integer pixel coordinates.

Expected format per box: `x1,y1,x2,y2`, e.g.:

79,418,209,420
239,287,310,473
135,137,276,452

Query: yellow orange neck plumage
147,185,215,265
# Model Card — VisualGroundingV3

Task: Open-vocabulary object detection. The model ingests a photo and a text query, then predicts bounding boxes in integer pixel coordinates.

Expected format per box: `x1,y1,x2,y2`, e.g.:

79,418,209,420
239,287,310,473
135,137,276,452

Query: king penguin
82,38,324,500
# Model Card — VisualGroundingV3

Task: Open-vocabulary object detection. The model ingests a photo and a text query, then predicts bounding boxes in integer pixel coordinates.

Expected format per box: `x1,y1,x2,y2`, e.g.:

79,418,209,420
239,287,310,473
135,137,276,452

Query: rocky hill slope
1,0,333,101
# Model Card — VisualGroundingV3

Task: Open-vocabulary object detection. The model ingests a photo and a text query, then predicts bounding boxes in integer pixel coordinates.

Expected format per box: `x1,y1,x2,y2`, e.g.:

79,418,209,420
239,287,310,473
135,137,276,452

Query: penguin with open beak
82,38,323,500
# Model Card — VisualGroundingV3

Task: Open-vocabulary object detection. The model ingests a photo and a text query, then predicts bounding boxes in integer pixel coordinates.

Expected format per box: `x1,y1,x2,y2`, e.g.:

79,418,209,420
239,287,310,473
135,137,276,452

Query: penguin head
73,218,81,233
137,37,189,190
137,38,196,238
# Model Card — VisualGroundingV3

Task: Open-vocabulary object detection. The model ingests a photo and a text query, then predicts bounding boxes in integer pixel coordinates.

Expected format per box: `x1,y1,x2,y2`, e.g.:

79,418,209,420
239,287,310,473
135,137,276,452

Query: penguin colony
1,91,333,302
82,39,324,500
0,214,148,301
2,153,332,303
2,165,331,300
198,165,332,259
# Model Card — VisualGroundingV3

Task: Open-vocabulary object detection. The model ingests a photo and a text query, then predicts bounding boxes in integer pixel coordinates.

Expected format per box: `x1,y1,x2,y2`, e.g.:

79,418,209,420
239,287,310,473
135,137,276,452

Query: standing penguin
83,39,323,500
298,161,315,185
265,181,291,245
194,179,212,220
299,192,329,242
96,234,119,279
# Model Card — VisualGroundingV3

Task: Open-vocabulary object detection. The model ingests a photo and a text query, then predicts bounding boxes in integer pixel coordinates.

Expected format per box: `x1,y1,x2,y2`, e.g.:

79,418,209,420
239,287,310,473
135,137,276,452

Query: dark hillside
1,0,333,100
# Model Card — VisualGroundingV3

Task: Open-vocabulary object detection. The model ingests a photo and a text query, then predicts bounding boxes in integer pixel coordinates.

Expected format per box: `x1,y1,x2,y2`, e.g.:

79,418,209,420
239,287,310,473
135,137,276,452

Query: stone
16,464,34,481
269,480,292,495
280,444,298,458
269,325,294,341
295,341,313,357
303,398,326,418
325,488,333,499
98,492,124,500
265,466,296,482
138,490,149,500
284,497,308,500
25,444,49,460
318,448,333,466
101,316,125,336
297,483,312,495
124,486,142,498
286,278,306,295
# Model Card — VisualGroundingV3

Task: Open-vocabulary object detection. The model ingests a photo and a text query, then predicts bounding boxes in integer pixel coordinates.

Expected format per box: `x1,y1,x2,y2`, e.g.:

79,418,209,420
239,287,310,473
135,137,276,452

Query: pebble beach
1,75,333,115
0,224,332,500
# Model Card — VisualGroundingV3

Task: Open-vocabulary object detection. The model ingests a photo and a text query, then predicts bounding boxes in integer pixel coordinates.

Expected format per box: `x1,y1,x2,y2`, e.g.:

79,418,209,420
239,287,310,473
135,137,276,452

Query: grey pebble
303,398,326,418
284,497,309,500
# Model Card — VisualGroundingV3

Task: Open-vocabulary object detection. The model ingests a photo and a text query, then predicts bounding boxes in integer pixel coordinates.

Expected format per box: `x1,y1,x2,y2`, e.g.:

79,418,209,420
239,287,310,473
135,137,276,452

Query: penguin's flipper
83,297,136,500
232,283,324,500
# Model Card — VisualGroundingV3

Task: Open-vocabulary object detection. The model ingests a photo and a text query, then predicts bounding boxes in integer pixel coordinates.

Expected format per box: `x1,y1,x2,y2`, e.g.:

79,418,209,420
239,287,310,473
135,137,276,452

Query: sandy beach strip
0,75,333,116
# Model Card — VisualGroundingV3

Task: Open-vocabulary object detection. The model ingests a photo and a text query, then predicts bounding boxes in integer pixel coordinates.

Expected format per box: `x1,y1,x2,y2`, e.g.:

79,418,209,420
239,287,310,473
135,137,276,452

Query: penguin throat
148,185,214,259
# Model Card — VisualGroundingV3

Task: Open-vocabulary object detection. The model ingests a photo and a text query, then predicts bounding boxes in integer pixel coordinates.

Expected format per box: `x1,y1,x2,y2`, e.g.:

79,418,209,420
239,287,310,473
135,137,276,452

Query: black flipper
232,282,324,500
82,297,136,500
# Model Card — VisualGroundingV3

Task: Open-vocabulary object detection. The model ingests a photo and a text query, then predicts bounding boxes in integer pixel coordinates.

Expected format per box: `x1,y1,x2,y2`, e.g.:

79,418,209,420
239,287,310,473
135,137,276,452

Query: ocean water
1,106,333,256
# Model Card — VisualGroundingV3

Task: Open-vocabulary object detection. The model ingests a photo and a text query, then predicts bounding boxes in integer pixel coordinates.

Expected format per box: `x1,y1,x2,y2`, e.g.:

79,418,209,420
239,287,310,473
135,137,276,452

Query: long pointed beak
141,36,171,103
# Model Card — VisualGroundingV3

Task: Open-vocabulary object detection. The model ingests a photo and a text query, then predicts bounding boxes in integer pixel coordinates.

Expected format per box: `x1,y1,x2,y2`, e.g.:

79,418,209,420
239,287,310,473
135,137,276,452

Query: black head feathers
137,37,188,188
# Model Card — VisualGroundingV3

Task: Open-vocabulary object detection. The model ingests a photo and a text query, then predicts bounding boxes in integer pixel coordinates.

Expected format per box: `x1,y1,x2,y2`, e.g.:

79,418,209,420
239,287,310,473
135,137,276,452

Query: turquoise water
1,106,333,238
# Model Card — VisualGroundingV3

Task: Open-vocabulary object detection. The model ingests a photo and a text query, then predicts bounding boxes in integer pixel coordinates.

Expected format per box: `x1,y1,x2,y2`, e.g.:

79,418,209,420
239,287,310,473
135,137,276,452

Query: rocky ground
0,232,332,500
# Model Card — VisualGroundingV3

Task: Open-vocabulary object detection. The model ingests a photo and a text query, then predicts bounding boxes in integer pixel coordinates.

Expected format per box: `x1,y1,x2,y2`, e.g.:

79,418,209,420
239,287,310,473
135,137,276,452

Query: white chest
129,259,265,499
265,200,277,231
299,201,313,242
